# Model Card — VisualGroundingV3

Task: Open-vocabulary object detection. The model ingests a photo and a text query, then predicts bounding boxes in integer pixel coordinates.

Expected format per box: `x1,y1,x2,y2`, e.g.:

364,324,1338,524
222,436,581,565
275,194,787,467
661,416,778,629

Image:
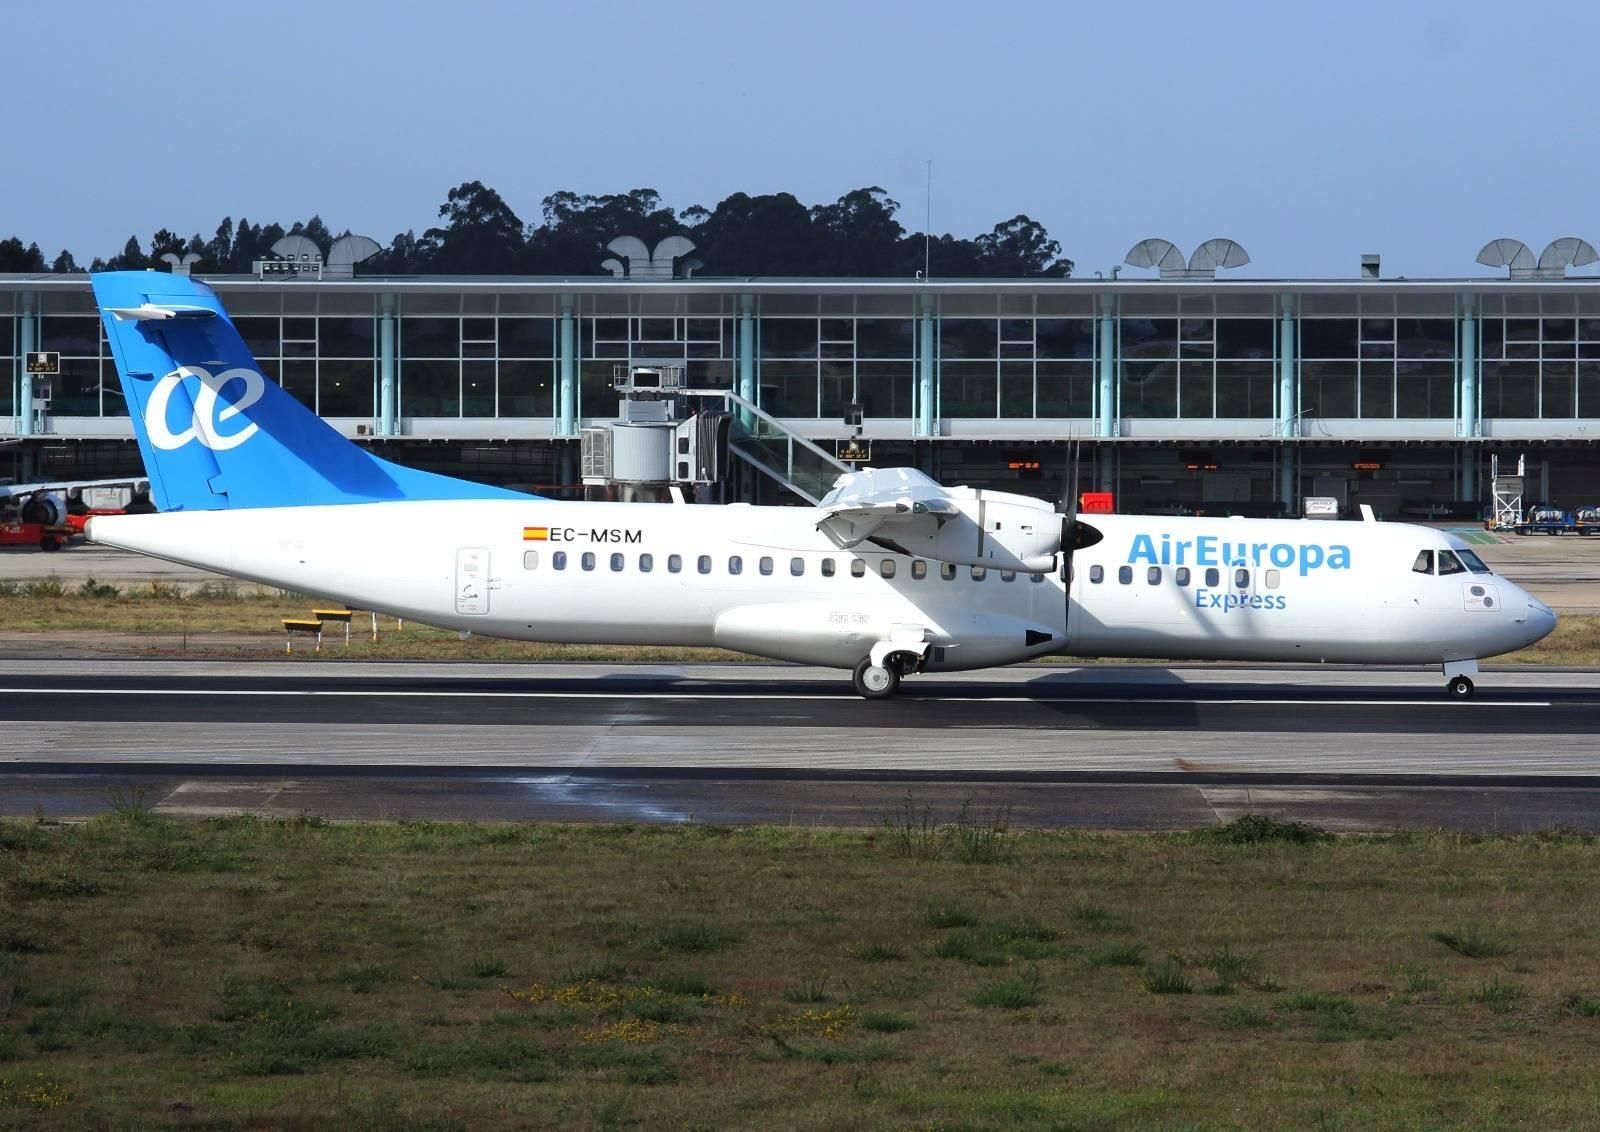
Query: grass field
4,811,1600,1129
0,579,1597,665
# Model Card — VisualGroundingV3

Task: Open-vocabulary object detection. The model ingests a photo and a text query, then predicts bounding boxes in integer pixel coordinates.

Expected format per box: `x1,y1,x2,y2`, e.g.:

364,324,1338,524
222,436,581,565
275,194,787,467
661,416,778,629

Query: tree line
0,182,1073,279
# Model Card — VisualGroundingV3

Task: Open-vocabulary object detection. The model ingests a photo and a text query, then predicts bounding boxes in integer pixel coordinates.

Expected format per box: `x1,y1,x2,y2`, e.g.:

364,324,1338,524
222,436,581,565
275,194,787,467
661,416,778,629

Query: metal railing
722,391,849,505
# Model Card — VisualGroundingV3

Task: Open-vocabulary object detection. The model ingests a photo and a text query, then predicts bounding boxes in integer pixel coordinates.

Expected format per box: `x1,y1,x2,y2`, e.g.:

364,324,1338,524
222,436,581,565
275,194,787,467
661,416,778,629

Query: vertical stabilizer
92,271,530,511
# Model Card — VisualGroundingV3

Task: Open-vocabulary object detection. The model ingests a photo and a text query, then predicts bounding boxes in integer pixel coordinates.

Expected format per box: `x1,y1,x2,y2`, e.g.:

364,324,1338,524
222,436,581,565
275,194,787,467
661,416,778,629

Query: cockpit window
1456,549,1492,574
1436,549,1466,576
1412,550,1434,574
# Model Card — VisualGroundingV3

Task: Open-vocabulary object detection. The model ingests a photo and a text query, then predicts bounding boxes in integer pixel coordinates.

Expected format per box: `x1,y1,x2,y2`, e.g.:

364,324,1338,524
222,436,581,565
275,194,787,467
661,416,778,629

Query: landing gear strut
1442,659,1479,701
852,658,899,699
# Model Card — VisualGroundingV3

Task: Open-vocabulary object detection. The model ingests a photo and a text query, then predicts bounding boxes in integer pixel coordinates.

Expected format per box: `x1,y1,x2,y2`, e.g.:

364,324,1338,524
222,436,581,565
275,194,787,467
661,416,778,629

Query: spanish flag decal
523,527,550,541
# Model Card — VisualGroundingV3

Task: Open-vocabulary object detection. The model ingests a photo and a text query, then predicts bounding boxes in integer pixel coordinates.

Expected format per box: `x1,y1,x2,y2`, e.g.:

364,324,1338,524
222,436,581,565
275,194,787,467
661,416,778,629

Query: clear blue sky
4,0,1595,278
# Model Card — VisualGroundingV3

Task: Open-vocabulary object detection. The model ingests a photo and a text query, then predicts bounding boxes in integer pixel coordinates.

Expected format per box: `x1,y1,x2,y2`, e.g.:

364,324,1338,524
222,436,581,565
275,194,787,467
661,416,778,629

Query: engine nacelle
895,489,1061,573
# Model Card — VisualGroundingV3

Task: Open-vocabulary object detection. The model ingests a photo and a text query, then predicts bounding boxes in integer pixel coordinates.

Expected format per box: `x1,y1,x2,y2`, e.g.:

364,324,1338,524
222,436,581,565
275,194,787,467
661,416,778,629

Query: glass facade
3,281,1599,434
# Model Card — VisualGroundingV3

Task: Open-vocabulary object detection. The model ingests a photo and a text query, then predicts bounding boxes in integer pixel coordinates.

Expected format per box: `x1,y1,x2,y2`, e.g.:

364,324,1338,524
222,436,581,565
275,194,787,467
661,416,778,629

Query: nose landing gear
1442,659,1478,701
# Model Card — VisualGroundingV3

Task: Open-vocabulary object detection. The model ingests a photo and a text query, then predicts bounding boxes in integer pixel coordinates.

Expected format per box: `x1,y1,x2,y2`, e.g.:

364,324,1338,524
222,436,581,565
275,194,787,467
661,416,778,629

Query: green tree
0,238,46,271
423,181,526,273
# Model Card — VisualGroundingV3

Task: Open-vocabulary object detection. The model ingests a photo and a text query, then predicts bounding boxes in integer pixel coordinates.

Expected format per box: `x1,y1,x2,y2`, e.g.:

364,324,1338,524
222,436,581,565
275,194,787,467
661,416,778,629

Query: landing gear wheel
1447,675,1475,700
853,658,900,700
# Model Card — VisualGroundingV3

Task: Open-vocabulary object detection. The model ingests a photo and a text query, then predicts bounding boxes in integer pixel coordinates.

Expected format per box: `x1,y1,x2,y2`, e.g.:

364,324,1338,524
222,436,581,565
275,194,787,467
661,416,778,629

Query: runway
2,660,1598,831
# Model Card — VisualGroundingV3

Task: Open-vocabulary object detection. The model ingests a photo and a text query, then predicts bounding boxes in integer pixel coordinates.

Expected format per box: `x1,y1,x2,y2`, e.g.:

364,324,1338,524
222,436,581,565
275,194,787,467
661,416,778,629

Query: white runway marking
0,686,1557,708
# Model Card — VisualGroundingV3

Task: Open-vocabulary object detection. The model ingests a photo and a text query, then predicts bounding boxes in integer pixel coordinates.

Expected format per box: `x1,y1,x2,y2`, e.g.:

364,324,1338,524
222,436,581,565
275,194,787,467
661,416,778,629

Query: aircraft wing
815,468,960,547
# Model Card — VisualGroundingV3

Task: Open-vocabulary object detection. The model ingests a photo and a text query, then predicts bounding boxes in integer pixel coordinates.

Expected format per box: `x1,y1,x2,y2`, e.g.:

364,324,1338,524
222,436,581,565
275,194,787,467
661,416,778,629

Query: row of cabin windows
1086,563,1283,590
521,550,1048,583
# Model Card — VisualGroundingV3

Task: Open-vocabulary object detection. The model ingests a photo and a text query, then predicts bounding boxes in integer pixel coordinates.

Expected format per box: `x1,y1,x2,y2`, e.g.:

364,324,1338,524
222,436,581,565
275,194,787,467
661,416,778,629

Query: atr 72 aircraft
85,271,1556,700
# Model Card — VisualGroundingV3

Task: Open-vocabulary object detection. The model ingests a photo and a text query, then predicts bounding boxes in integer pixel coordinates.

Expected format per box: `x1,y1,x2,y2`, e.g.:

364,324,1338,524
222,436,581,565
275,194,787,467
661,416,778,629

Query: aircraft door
455,547,491,615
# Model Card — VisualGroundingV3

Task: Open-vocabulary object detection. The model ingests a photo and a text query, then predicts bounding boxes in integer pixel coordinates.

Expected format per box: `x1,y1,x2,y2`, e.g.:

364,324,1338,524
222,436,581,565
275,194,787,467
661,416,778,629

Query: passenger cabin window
552,551,567,570
1117,565,1132,584
1175,566,1190,586
523,551,539,570
880,560,896,579
941,563,957,581
821,558,835,577
1234,568,1249,588
610,553,624,572
581,552,596,571
1089,564,1104,584
1030,572,1045,583
759,556,774,576
1265,569,1280,589
971,566,987,580
1205,567,1220,587
1147,566,1161,585
697,555,712,575
1437,550,1466,576
1000,570,1016,582
1412,550,1434,574
851,559,866,578
639,553,653,573
791,557,804,576
668,554,682,573
911,560,927,580
728,555,743,575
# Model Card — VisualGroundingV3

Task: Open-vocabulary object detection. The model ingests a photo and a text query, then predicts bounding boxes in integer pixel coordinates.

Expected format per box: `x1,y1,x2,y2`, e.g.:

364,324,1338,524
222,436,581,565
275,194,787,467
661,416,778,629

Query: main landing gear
1443,659,1478,700
852,643,928,700
852,658,899,699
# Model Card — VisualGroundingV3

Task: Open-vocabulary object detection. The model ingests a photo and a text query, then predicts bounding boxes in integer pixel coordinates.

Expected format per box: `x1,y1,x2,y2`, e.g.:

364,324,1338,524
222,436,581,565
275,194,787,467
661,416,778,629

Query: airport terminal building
4,241,1599,516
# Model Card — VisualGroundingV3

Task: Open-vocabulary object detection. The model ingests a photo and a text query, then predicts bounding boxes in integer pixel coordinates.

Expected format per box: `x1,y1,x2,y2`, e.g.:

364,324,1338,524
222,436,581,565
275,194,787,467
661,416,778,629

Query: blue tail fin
91,271,532,511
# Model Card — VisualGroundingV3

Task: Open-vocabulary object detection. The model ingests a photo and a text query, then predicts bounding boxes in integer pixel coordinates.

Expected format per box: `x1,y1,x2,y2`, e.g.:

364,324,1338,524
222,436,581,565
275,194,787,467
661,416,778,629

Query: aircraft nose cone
1525,595,1558,645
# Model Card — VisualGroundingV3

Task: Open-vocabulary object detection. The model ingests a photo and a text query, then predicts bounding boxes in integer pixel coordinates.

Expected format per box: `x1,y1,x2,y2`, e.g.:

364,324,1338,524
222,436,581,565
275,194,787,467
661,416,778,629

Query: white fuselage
88,500,1555,671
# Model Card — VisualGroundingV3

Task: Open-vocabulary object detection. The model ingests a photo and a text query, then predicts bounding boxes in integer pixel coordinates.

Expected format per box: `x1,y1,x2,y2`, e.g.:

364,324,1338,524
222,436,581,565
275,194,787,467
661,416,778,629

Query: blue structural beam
737,296,756,404
1095,298,1114,439
17,294,34,437
558,296,576,437
917,295,935,437
377,301,396,437
1459,300,1478,440
1277,296,1297,508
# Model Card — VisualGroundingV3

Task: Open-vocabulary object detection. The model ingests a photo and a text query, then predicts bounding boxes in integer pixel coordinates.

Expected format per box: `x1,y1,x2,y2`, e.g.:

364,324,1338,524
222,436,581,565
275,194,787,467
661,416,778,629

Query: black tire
852,658,899,700
1447,675,1474,700
39,537,61,552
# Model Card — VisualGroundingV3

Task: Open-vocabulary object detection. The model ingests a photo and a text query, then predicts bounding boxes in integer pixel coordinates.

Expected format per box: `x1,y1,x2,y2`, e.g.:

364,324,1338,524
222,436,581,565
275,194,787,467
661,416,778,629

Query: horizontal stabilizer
106,303,218,321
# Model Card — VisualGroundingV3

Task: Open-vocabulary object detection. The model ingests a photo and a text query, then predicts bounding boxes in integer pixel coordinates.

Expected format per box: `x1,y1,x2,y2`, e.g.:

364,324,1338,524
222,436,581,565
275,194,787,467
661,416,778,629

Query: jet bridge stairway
723,391,850,505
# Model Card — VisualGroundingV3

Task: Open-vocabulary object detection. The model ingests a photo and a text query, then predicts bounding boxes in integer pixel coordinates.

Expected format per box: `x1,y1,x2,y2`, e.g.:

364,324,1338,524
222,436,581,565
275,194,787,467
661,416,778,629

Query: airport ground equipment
1516,505,1575,536
580,364,844,503
1486,454,1525,531
313,608,354,645
282,619,323,654
1575,506,1600,535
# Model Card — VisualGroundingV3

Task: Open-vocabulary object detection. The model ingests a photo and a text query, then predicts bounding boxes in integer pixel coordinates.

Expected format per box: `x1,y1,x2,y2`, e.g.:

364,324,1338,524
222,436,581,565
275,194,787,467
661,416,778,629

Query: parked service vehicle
1516,504,1575,536
1575,506,1600,536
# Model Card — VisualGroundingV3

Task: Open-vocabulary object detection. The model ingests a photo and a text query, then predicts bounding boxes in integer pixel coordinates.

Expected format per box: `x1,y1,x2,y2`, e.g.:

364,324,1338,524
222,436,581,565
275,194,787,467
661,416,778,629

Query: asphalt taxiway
1,660,1596,831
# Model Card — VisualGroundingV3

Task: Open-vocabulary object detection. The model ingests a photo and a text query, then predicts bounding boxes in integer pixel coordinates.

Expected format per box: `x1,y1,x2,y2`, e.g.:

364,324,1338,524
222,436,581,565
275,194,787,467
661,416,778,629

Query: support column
377,299,396,437
1095,296,1115,439
737,295,756,405
1277,296,1298,510
558,295,577,438
1459,298,1478,440
1458,447,1475,501
17,293,35,437
916,294,936,438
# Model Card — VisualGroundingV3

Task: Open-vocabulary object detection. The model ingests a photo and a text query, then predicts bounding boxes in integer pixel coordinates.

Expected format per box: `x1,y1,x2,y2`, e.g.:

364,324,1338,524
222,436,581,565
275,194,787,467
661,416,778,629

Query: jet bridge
581,364,848,504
